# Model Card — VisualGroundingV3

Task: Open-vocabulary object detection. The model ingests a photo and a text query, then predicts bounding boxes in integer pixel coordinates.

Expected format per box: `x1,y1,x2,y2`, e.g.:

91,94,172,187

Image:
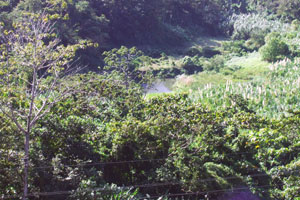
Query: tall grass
191,58,300,118
228,13,290,39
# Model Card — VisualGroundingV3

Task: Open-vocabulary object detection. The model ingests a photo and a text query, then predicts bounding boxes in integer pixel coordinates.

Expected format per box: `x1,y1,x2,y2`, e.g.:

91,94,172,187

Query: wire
0,183,284,200
0,158,167,170
134,168,300,188
5,146,299,171
1,149,298,199
0,169,298,200
1,148,281,170
138,184,283,199
33,158,167,170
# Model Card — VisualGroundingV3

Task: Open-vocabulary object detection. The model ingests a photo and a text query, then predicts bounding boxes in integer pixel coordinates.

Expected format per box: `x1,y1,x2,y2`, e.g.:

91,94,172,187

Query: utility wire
5,147,297,170
1,158,166,170
138,184,283,199
33,158,167,170
0,169,297,200
0,183,284,200
3,146,300,170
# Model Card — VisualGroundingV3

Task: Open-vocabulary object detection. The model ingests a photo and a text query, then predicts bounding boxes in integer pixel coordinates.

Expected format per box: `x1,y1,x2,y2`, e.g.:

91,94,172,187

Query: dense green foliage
1,1,300,200
259,33,290,62
1,79,299,199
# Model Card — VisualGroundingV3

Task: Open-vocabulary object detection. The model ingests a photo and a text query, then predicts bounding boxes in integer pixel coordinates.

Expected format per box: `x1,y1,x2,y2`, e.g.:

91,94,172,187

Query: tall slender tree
0,12,85,199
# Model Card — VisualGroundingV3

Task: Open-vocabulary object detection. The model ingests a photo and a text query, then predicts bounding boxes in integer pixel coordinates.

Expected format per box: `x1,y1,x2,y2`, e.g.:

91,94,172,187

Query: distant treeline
1,0,299,68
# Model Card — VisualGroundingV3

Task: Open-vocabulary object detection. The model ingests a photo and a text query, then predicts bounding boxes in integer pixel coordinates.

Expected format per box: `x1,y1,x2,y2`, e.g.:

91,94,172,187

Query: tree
102,46,153,89
0,12,86,199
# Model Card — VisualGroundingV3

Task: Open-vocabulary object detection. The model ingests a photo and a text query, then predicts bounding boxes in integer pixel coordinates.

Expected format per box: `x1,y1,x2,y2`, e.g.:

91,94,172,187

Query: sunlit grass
227,52,270,80
173,52,270,91
173,72,231,92
190,58,300,118
145,91,176,99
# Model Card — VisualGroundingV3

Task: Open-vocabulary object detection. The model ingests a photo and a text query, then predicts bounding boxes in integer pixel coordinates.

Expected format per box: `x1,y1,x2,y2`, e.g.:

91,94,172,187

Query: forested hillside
0,0,266,68
0,0,300,200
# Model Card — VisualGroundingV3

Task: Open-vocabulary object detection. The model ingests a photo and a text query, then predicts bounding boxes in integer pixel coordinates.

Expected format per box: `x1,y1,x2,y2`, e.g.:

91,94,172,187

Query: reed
191,58,300,118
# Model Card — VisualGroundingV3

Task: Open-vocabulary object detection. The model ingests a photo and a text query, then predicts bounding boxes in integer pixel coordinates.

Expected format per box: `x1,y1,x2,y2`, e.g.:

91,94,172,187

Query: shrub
291,19,300,31
220,65,242,75
221,40,249,56
259,33,289,62
180,56,203,75
202,46,221,58
202,55,225,72
244,32,266,50
283,31,300,57
185,46,203,57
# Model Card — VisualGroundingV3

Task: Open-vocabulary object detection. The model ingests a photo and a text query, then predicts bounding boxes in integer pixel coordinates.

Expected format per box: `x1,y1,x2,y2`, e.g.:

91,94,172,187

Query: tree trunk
23,132,29,200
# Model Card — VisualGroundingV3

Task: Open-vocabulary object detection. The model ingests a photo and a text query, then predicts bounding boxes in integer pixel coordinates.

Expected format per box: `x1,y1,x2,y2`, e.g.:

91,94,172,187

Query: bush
202,47,221,58
259,32,289,62
244,32,266,50
291,19,300,31
221,40,249,56
202,55,225,72
283,31,300,57
185,46,203,57
220,65,242,75
180,56,203,75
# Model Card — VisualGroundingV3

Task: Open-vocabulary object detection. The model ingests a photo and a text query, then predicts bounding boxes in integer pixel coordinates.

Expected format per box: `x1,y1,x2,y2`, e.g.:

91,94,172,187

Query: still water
145,79,175,94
